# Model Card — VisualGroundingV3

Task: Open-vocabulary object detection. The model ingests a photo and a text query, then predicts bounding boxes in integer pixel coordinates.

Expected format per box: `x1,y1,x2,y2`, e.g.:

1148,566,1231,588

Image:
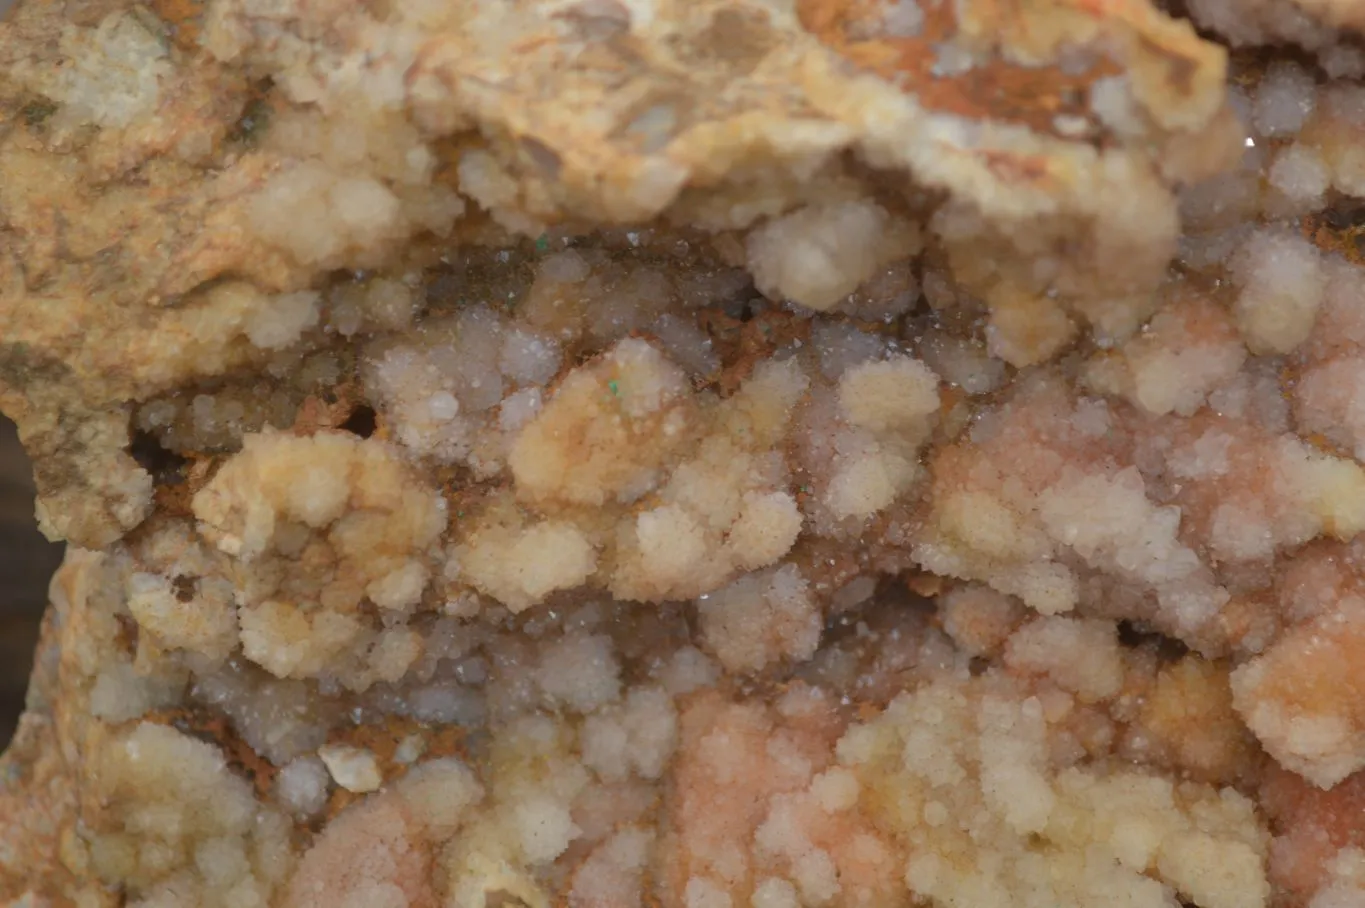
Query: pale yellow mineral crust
3,0,1365,905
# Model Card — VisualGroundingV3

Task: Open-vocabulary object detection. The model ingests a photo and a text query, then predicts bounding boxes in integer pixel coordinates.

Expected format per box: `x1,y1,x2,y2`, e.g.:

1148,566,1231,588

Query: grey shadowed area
0,416,65,749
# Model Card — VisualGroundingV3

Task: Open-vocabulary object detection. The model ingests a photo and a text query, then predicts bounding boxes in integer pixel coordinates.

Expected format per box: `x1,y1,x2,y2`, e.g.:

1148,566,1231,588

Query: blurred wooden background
0,417,65,749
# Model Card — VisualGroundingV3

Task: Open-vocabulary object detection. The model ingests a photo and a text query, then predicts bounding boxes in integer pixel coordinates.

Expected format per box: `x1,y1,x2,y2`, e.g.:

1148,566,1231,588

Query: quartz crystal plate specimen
6,0,1365,905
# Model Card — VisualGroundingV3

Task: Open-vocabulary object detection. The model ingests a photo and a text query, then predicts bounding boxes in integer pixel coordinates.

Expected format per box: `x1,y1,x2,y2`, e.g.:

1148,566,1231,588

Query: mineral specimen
3,0,1365,905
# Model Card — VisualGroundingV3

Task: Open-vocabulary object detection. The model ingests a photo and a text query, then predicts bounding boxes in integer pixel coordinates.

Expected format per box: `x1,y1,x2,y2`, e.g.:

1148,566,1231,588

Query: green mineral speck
608,380,620,396
534,233,550,253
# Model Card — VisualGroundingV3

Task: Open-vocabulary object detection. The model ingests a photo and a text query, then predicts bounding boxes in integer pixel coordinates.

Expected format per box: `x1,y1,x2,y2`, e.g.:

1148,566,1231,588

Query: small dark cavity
20,98,57,128
1318,202,1365,232
229,80,273,144
1153,0,1191,21
736,296,766,323
339,404,378,438
968,655,990,677
170,712,230,750
1116,619,1190,661
172,575,197,603
819,576,937,643
128,429,190,486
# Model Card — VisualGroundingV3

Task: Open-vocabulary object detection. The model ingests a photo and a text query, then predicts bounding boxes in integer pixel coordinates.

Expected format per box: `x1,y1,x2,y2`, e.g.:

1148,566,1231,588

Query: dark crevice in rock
128,428,190,487
1117,619,1191,662
339,404,378,438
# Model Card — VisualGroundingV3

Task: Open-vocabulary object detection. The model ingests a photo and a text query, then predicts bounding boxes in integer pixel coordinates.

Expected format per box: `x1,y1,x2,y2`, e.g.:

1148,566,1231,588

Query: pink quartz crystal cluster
4,0,1365,905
